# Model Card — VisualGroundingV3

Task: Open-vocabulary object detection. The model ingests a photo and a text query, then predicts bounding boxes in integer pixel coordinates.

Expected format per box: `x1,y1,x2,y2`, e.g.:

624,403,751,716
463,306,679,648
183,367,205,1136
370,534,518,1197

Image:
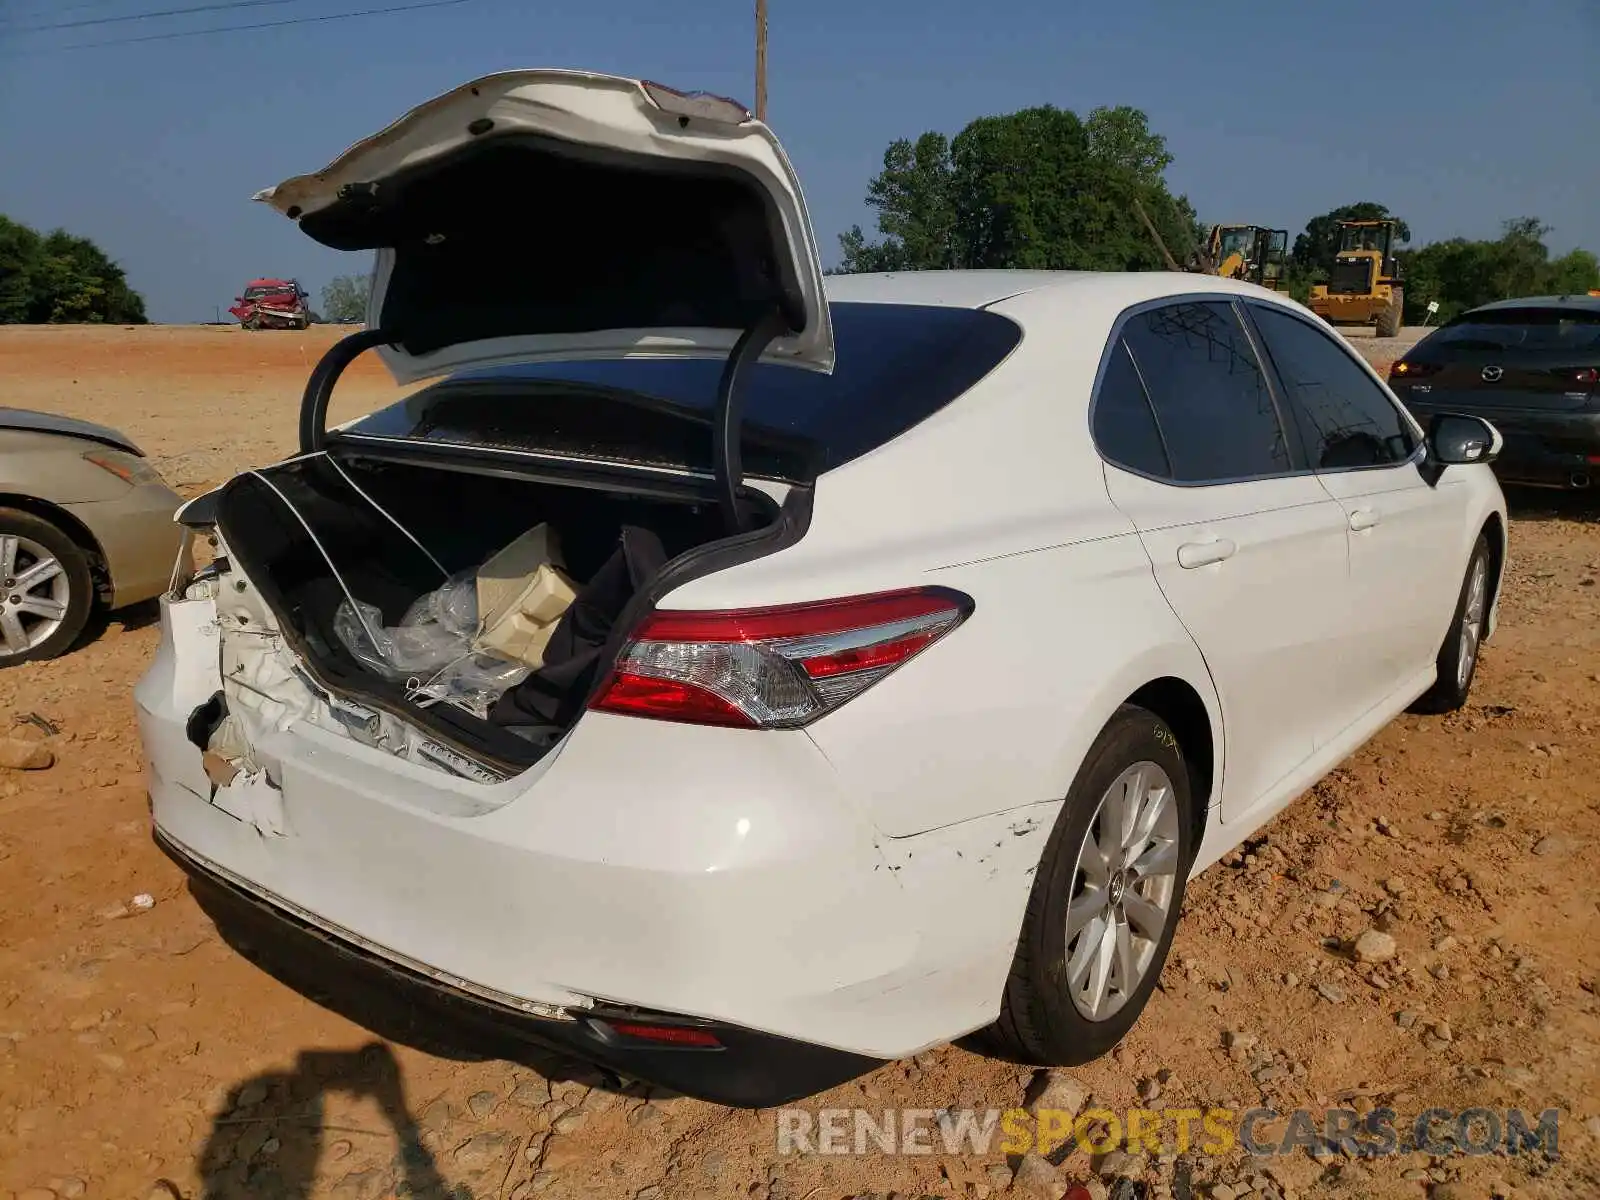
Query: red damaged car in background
229,278,311,330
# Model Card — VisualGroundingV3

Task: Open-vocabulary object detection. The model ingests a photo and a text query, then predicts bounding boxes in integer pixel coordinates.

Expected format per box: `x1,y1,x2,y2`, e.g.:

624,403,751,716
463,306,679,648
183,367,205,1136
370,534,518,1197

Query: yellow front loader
1199,225,1289,289
1308,219,1405,336
1127,202,1287,291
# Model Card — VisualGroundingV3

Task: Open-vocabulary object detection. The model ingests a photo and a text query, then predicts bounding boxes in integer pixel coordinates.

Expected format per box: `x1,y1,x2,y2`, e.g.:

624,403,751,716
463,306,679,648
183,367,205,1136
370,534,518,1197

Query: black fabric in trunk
213,454,763,766
489,525,666,731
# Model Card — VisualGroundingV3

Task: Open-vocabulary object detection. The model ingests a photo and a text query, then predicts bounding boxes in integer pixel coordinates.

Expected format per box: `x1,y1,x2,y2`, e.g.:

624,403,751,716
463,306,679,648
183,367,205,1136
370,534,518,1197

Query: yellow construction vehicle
1128,201,1287,290
1308,219,1405,336
1199,224,1289,289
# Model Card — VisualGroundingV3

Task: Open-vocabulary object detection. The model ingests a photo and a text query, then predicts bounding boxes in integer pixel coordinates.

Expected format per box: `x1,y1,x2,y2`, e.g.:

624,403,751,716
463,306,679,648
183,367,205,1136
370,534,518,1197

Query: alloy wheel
0,535,72,657
1063,761,1181,1021
1456,555,1488,690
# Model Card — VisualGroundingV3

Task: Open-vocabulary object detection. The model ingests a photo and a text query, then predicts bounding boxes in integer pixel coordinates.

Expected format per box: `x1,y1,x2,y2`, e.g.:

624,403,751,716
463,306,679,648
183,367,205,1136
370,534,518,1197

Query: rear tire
1377,287,1403,337
979,704,1195,1064
0,508,95,665
1411,534,1491,714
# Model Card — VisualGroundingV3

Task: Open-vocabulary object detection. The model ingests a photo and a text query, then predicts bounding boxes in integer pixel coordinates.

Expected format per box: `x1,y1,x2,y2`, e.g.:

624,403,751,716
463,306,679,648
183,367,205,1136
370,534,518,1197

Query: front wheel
0,508,95,665
1411,534,1492,714
1377,287,1404,337
980,704,1194,1064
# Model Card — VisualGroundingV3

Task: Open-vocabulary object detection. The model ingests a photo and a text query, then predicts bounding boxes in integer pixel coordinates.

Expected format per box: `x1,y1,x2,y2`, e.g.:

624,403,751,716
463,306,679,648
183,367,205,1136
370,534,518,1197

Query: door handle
1177,538,1236,569
1348,508,1381,531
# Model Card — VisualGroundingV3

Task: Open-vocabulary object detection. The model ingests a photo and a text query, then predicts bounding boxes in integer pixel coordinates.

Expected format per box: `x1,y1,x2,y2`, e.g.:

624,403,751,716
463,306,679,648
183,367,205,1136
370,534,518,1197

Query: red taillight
1573,367,1598,385
606,1020,722,1048
795,626,946,680
587,673,756,727
590,586,973,728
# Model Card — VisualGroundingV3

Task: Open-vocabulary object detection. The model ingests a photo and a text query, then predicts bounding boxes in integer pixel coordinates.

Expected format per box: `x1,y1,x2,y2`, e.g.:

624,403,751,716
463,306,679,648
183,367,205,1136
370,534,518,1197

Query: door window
1250,304,1418,470
1121,301,1294,483
1091,338,1171,478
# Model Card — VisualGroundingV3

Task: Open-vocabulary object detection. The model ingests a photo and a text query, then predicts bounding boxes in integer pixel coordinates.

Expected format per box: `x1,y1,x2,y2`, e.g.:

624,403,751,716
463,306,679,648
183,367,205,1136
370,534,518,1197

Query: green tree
0,215,146,324
1398,217,1600,323
1290,202,1412,276
1084,104,1173,188
321,274,372,323
0,217,40,324
837,105,1196,274
1547,247,1600,296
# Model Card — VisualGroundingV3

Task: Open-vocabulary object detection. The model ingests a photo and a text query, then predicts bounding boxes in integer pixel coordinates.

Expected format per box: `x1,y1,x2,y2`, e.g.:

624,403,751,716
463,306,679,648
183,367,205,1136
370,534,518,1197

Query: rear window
341,302,1022,479
1428,307,1600,353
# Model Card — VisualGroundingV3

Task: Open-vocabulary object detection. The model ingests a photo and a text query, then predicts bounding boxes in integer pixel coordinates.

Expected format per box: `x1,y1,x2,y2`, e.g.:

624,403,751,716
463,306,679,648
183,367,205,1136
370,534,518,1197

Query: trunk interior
212,453,785,770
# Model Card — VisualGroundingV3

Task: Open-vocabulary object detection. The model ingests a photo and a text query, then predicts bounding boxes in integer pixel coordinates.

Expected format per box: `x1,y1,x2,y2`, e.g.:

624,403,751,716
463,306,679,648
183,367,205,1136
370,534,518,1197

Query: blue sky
1,0,1596,322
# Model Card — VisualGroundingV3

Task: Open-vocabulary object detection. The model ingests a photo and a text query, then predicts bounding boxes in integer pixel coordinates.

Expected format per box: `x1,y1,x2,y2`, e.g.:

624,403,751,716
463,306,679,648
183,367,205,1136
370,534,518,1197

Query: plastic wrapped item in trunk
474,523,579,669
409,653,531,721
490,525,667,732
333,571,532,721
334,571,477,680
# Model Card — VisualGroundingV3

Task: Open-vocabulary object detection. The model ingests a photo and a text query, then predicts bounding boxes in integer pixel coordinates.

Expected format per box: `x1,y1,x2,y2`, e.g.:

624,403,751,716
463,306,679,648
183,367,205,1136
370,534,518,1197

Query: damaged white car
137,70,1509,1107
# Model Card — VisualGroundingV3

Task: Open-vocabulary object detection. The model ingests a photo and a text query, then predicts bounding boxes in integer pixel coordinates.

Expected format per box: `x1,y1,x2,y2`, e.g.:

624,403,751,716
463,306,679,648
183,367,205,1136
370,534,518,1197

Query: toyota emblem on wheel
1481,365,1504,381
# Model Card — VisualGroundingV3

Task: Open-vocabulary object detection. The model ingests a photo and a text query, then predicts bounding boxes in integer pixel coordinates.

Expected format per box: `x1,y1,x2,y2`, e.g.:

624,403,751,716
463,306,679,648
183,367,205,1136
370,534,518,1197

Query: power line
6,0,302,35
25,0,470,51
1,1,125,21
0,0,131,20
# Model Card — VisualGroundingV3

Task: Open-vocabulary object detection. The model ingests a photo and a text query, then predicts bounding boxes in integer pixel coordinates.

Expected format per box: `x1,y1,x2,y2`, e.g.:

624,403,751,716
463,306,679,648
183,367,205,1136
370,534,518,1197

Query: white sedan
136,70,1507,1107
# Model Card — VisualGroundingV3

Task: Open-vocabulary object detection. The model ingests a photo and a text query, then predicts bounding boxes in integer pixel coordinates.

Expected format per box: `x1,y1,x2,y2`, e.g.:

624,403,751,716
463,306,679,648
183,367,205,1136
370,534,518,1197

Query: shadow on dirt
178,874,662,1197
70,594,162,655
1503,485,1599,525
192,1043,464,1199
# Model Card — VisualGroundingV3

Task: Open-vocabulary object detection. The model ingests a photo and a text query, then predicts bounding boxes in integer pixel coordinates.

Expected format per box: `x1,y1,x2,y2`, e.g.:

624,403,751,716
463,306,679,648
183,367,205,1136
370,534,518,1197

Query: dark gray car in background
1388,294,1600,490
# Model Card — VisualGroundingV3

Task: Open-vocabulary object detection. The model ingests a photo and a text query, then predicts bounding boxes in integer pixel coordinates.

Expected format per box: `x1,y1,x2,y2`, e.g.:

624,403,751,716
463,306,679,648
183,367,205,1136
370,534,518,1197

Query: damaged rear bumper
155,825,882,1107
136,586,1052,1098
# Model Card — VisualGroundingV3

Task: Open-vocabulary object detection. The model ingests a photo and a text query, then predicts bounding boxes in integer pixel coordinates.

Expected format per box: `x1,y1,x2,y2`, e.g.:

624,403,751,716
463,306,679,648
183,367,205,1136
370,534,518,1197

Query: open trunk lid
255,70,835,384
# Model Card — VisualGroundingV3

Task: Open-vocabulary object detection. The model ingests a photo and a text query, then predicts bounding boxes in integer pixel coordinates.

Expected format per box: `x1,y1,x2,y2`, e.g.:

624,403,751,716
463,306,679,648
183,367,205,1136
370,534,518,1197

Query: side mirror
1428,413,1502,466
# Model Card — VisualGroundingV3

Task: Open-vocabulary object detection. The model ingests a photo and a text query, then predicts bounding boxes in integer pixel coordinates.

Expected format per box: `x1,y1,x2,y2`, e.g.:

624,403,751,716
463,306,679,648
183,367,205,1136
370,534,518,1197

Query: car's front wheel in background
0,508,95,666
1411,533,1492,714
981,703,1195,1064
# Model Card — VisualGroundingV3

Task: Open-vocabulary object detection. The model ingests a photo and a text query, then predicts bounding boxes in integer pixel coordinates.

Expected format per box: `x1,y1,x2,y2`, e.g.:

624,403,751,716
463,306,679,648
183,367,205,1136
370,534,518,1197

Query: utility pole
754,0,768,122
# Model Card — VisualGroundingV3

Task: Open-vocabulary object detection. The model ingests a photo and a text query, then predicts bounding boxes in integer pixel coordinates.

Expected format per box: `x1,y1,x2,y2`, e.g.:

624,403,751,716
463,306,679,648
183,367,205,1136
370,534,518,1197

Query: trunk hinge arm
712,310,794,535
299,328,394,454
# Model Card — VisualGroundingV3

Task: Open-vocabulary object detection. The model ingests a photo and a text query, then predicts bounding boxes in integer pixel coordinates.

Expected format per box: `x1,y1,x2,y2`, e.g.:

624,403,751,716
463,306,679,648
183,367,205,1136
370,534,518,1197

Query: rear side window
1121,301,1293,483
348,302,1023,478
1091,338,1170,477
1429,307,1600,352
1250,304,1417,469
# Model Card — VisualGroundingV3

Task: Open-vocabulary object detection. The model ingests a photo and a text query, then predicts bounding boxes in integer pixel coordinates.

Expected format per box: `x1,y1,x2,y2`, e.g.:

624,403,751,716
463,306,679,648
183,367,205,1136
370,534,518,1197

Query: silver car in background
0,408,184,663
